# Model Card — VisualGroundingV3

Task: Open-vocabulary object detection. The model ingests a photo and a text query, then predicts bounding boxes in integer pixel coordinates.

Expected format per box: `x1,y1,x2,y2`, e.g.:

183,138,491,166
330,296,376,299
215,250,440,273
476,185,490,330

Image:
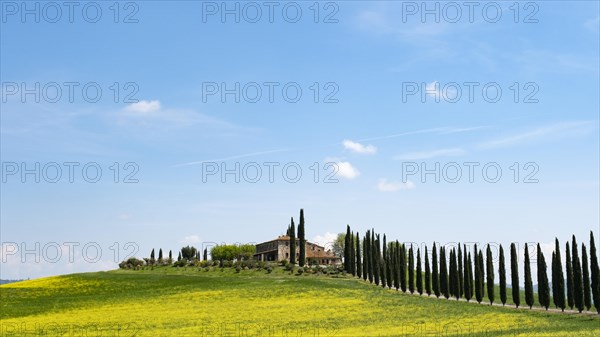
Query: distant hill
0,279,25,285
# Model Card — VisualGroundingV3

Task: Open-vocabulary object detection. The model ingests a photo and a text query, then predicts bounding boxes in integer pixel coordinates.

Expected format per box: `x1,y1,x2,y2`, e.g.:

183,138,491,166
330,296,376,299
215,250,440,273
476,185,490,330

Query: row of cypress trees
342,226,600,314
286,209,307,266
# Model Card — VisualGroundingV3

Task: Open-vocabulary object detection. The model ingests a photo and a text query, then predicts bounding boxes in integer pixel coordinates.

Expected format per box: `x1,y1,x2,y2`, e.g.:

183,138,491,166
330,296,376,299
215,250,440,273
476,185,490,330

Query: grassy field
1,266,598,337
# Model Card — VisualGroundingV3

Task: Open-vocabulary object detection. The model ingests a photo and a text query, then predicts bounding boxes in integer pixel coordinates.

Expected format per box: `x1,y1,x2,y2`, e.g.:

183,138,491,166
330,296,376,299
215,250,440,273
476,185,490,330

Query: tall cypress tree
537,243,550,310
451,249,459,300
510,243,520,308
370,229,375,284
417,248,423,295
465,252,473,302
150,249,155,262
566,241,574,309
400,244,407,292
464,249,471,302
169,250,172,262
524,244,534,309
474,245,482,304
373,234,380,286
499,244,507,306
351,232,356,276
440,247,449,299
582,243,592,311
486,245,495,305
448,250,454,298
298,209,306,267
356,232,362,279
425,246,431,296
386,242,393,289
344,225,351,271
458,244,464,299
203,248,207,261
589,231,600,314
158,248,163,261
393,241,400,290
572,236,584,313
432,243,439,298
552,238,565,311
365,232,371,283
290,218,296,264
381,235,388,288
408,245,415,294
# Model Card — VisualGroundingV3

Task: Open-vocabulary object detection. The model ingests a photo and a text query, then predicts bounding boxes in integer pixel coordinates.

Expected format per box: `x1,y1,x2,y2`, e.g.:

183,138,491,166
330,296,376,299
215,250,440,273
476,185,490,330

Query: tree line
342,225,600,314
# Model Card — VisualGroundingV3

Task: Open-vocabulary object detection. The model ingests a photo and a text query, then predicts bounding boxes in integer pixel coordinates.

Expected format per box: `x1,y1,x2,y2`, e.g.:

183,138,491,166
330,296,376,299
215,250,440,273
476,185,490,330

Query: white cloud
180,235,201,245
377,179,415,192
343,139,377,154
312,232,338,248
125,100,161,114
335,161,360,179
394,148,465,160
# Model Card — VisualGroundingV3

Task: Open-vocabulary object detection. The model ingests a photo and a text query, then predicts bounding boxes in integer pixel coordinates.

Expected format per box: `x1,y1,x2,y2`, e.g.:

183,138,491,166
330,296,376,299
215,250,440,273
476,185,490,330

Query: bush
266,266,273,274
172,259,187,268
279,259,288,266
297,267,304,275
236,266,242,273
119,257,144,269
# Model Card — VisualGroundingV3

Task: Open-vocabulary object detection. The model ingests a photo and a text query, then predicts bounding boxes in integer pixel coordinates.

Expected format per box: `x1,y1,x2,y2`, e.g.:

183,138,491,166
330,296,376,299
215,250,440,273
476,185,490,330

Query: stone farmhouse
254,235,341,265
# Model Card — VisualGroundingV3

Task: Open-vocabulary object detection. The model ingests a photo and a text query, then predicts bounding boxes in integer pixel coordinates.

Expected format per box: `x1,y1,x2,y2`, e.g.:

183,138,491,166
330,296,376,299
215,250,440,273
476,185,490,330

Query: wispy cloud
358,126,486,142
394,148,466,160
478,121,597,149
125,100,161,114
174,149,290,167
377,179,415,192
343,140,377,154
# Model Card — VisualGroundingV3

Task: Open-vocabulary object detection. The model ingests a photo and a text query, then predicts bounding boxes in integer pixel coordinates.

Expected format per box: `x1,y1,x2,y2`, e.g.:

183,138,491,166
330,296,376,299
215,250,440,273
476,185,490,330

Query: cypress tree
356,232,362,279
582,243,592,311
386,242,393,288
466,252,473,302
451,249,459,300
432,243,440,298
394,241,400,290
369,230,375,284
150,249,155,262
203,248,208,261
524,244,534,309
298,209,306,267
499,245,507,306
537,243,550,310
169,250,172,262
400,244,407,292
448,249,454,298
362,236,368,281
382,235,388,288
374,234,380,286
486,245,495,305
344,225,351,271
425,246,431,296
408,245,415,293
590,231,600,314
158,248,163,261
365,231,373,283
417,248,423,295
289,218,296,264
566,241,574,309
474,245,482,304
552,238,565,310
440,247,449,299
177,251,182,261
458,244,464,298
572,236,584,313
351,232,356,276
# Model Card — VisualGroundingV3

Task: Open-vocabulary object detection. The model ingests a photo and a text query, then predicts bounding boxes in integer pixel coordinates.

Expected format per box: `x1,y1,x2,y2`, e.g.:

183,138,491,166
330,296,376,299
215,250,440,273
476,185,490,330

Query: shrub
279,259,288,266
266,266,273,274
119,257,144,269
297,267,304,275
236,266,242,273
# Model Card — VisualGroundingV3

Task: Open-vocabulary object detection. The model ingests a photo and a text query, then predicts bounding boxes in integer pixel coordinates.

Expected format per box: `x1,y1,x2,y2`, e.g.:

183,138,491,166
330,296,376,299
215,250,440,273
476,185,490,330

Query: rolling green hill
1,266,598,336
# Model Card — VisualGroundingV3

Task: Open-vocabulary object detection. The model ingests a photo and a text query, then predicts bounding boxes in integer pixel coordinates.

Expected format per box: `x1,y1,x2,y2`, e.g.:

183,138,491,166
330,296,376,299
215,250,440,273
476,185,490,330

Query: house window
286,253,289,258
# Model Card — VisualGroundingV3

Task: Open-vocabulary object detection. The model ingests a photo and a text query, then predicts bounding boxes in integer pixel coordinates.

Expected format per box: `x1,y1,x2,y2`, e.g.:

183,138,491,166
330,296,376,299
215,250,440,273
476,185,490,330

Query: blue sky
1,1,599,279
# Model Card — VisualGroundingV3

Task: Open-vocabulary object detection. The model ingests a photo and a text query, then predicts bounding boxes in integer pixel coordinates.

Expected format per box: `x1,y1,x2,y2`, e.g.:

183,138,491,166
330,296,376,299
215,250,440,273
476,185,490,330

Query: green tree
582,243,592,311
486,245,495,305
394,241,400,291
499,245,507,306
177,252,182,261
552,238,565,311
566,241,574,309
381,235,388,288
290,218,296,264
158,248,163,262
572,236,584,313
416,248,423,295
451,249,459,300
400,243,407,292
537,243,550,310
180,246,197,260
458,244,463,299
524,244,534,309
465,252,473,302
408,244,415,293
366,231,373,283
511,243,520,308
440,247,449,299
356,232,362,279
386,239,393,288
150,249,155,263
168,250,172,263
373,233,380,286
425,246,431,296
203,248,208,261
333,233,345,258
589,231,600,314
344,225,351,272
432,243,439,298
298,209,306,267
474,245,482,304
